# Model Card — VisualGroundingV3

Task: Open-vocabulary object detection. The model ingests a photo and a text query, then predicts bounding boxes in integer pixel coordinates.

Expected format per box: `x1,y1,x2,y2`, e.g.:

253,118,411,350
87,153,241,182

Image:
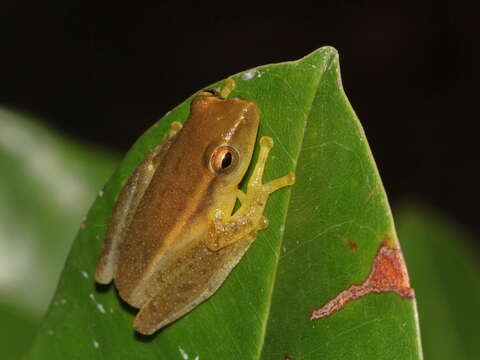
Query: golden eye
209,145,239,174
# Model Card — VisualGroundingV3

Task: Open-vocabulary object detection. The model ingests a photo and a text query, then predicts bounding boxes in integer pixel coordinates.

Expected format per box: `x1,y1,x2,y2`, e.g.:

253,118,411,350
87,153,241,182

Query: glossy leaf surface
26,47,422,360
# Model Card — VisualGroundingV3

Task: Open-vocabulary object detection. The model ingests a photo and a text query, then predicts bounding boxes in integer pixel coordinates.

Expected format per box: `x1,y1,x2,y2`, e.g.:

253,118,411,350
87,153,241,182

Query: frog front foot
205,136,295,251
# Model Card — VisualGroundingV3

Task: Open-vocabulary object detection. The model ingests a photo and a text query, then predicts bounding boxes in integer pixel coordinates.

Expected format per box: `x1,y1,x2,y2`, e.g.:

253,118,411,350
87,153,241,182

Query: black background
0,2,476,239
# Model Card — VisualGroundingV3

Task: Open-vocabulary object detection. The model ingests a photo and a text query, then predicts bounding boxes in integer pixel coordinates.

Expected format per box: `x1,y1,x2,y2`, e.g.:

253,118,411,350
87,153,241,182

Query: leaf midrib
255,49,337,360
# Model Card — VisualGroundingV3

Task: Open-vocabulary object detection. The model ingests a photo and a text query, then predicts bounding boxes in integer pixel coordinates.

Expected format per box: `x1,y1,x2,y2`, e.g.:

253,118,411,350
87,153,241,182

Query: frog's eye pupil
221,152,232,169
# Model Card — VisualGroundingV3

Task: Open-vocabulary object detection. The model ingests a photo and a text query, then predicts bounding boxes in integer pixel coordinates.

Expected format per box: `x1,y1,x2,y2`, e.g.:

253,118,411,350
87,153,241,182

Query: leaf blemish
346,240,358,250
241,68,259,81
367,186,377,199
310,242,414,320
89,293,106,314
179,347,188,360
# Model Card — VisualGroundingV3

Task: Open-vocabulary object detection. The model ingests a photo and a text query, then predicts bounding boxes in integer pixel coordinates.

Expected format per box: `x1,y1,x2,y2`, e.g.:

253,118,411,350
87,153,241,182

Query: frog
95,78,295,335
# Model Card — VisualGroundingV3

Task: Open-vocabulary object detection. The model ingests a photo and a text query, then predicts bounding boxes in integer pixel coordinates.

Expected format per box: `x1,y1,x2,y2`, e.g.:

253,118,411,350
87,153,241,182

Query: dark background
0,2,476,238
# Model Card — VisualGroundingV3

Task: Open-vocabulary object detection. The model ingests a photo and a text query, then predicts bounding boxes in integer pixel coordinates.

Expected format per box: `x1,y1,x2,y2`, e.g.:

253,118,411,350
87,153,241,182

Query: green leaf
398,205,480,360
0,300,39,360
0,109,117,359
26,47,422,359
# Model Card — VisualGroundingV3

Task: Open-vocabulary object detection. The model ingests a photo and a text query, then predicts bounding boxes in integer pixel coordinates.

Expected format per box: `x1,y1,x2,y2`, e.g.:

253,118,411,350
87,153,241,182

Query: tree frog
95,78,295,335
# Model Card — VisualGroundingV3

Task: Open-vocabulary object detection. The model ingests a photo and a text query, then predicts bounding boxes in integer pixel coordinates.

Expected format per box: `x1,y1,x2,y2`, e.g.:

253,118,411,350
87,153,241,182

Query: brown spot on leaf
310,242,414,320
367,186,378,199
283,355,294,360
346,240,358,250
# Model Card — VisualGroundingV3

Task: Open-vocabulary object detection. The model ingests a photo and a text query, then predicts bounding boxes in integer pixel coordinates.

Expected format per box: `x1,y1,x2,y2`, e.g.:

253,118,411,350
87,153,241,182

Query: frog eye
209,145,239,174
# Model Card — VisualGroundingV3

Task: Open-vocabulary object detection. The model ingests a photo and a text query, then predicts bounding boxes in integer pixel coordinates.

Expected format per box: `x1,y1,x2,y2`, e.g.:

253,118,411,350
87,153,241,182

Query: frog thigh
95,122,182,284
133,234,257,335
133,284,204,335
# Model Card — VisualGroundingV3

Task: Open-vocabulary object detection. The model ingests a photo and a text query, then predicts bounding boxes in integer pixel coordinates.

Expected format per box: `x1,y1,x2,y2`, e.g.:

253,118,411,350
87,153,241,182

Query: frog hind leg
95,122,183,284
205,136,295,251
133,284,203,335
133,233,256,335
